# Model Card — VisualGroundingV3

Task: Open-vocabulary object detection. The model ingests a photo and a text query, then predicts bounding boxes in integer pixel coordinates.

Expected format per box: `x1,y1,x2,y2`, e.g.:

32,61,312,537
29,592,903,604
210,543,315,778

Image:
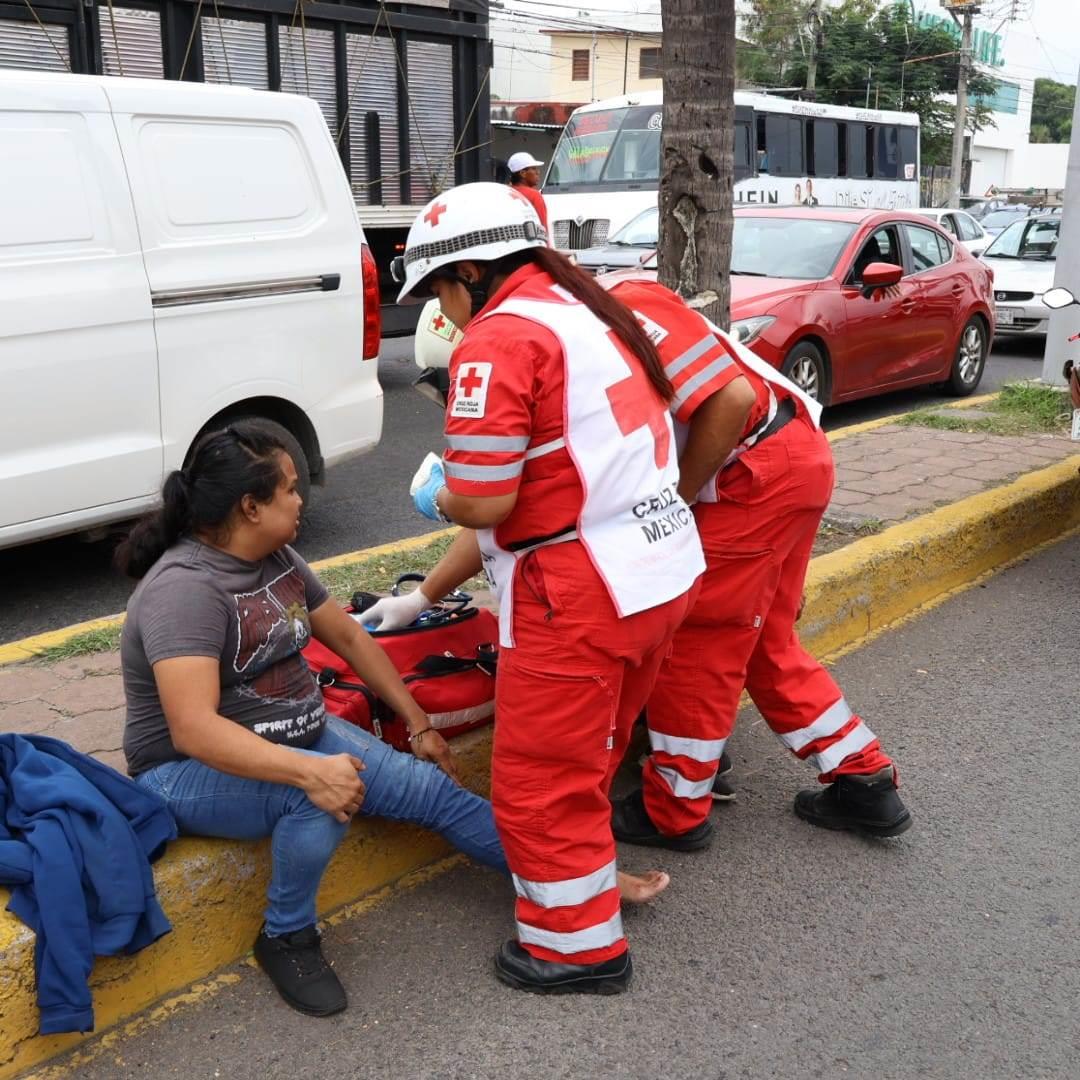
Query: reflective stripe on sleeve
648,729,727,764
516,911,625,955
445,434,530,452
808,721,877,774
512,859,617,909
655,764,716,800
671,358,735,412
443,459,525,482
664,335,717,379
525,436,567,460
778,698,854,753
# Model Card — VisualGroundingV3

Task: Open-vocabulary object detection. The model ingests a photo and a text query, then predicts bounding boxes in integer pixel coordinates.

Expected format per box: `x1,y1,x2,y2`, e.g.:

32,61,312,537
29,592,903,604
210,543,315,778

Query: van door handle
320,274,341,292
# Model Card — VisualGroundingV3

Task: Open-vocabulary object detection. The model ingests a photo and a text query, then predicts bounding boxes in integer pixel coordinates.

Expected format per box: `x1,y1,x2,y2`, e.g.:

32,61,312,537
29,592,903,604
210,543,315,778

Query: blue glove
410,452,448,522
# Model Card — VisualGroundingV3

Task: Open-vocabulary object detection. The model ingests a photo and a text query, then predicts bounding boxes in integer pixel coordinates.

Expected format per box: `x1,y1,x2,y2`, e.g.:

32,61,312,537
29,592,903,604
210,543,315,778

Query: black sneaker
711,750,735,802
253,924,347,1016
611,788,714,852
495,940,632,995
794,767,912,838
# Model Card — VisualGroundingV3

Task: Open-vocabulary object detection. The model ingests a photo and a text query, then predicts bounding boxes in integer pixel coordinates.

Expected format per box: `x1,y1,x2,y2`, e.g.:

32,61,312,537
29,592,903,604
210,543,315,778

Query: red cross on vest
432,313,446,331
460,367,485,396
606,362,670,469
424,202,448,226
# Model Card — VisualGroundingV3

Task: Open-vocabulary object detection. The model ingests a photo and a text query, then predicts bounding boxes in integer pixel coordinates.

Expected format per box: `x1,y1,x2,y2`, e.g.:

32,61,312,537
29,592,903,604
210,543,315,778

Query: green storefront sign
908,2,1005,67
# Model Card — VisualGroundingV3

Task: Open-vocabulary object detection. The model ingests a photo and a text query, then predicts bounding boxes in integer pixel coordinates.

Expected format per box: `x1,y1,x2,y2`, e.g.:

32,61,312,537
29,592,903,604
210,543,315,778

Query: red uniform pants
643,415,894,836
491,541,695,965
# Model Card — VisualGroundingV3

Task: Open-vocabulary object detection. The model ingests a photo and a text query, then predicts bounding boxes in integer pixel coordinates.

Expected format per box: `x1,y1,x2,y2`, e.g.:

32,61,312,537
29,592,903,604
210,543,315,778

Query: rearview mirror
1043,287,1078,310
861,262,903,295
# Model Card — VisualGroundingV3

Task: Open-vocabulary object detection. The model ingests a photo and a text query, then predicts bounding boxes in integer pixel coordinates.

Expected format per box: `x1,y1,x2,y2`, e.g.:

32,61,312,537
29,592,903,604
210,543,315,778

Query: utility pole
590,30,598,103
1041,58,1080,387
805,0,822,101
658,0,734,328
946,2,979,209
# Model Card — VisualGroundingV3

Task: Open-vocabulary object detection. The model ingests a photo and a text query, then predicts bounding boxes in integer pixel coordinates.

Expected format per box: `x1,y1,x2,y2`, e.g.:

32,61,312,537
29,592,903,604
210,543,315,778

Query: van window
136,121,320,236
0,115,106,254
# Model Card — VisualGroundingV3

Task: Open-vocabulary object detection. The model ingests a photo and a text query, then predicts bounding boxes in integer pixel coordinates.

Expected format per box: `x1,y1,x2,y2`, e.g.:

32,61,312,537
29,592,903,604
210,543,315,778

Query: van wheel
781,341,830,405
235,418,312,509
947,318,987,396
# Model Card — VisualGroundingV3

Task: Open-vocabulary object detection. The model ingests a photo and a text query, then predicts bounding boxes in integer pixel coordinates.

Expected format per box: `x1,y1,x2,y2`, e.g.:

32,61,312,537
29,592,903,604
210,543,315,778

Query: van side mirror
860,262,903,297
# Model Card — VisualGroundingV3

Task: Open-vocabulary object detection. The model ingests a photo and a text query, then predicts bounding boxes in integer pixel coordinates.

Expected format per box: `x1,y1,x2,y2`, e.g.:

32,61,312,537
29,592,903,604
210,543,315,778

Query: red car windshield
732,217,857,280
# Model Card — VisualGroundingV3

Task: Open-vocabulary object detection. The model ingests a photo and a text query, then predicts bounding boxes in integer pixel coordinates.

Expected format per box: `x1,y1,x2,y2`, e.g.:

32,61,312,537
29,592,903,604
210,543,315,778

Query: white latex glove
357,587,435,632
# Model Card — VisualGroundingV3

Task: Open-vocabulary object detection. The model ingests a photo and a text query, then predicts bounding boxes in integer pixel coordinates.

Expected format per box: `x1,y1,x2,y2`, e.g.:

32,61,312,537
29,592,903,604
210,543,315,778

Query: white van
0,70,383,549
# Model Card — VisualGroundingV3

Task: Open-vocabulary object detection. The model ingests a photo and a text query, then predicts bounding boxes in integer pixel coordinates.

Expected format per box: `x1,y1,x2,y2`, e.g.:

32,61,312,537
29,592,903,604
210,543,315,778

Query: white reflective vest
476,286,706,648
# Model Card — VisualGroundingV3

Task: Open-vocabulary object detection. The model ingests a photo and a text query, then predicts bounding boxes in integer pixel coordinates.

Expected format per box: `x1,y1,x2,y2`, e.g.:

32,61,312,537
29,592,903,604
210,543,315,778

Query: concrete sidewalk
1,414,1079,1078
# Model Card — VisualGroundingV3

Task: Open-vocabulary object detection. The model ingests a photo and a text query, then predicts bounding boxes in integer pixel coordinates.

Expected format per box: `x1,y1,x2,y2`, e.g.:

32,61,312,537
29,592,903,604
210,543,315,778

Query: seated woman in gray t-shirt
117,420,508,1018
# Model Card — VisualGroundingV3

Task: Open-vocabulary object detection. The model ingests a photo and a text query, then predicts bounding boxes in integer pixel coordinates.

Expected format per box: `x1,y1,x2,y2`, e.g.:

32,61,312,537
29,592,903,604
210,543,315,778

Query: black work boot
254,924,347,1016
495,940,632,995
611,788,714,852
794,767,912,837
711,749,736,802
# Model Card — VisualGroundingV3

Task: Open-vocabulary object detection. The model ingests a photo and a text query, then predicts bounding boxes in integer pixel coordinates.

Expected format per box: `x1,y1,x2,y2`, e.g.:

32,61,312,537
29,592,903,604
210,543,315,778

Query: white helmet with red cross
392,182,546,304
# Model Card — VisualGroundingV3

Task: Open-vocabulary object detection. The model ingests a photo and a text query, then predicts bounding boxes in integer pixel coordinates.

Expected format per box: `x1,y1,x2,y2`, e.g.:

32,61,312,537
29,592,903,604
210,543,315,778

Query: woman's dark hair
495,246,673,401
115,420,287,579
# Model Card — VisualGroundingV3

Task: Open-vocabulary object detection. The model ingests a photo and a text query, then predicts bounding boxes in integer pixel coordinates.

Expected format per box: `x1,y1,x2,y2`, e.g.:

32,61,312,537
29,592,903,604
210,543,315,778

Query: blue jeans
136,718,508,936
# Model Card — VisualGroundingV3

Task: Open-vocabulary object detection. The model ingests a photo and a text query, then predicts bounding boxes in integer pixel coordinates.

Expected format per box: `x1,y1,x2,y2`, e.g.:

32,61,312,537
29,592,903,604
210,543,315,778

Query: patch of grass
34,624,124,663
899,383,1071,437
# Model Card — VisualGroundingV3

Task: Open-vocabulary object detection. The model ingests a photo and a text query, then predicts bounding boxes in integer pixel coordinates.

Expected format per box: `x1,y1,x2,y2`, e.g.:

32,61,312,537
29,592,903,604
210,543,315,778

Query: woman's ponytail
115,471,191,579
528,247,674,402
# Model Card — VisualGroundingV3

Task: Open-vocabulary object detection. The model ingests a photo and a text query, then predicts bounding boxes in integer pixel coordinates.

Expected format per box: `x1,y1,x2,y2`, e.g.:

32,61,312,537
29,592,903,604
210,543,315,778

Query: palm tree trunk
658,0,735,329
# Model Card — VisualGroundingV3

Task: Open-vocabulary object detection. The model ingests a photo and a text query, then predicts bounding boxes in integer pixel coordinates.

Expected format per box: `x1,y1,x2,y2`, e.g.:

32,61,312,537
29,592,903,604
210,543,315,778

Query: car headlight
730,315,777,345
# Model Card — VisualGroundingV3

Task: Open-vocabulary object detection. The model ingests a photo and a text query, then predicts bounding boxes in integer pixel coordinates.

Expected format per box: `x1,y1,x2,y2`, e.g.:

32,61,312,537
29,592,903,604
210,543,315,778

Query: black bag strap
412,643,498,678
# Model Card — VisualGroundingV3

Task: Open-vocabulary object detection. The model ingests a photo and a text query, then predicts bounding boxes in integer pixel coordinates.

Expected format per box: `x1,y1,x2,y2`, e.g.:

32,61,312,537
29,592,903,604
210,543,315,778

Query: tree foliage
1030,78,1074,144
737,0,998,165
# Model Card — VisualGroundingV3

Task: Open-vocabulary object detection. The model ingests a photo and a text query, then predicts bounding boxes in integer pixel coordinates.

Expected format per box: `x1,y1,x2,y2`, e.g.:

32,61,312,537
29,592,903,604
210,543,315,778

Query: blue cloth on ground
0,734,177,1034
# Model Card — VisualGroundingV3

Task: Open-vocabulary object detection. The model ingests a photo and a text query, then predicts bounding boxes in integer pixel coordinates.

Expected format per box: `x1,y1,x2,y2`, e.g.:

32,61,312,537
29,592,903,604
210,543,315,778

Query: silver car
981,214,1060,336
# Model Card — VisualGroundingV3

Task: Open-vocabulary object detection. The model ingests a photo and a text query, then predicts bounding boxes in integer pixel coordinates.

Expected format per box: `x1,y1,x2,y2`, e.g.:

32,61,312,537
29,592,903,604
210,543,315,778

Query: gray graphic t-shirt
121,538,330,776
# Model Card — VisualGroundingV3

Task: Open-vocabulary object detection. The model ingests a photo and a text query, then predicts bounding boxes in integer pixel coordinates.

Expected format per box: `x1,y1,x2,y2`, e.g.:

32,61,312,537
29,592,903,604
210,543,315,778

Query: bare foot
617,869,670,904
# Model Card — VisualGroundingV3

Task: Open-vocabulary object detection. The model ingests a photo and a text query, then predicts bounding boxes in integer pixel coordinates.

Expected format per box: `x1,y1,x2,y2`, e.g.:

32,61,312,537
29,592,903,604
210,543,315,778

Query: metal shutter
406,40,454,204
0,18,70,71
202,17,268,90
98,7,164,79
278,24,337,132
345,34,399,205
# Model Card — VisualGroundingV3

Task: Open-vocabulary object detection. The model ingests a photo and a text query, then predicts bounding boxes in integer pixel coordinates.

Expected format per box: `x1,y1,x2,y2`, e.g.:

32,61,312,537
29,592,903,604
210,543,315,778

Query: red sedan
610,207,996,406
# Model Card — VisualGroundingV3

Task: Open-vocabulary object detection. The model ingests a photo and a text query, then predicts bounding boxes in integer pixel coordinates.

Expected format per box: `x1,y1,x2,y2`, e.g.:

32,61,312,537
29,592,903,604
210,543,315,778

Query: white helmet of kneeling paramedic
392,182,547,304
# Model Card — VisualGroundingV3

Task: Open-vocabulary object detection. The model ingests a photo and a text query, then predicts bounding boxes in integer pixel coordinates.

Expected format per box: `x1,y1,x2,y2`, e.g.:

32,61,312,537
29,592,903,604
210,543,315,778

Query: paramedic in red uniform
388,182,704,995
601,276,912,849
506,151,549,235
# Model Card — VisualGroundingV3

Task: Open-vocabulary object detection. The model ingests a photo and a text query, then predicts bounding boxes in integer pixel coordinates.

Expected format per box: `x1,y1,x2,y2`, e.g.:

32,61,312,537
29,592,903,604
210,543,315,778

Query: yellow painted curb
3,453,1079,1078
825,391,999,444
0,527,459,670
0,728,494,1080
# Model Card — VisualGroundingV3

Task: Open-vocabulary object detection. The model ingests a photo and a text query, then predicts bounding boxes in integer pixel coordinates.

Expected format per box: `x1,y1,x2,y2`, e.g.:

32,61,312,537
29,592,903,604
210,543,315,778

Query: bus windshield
546,105,663,190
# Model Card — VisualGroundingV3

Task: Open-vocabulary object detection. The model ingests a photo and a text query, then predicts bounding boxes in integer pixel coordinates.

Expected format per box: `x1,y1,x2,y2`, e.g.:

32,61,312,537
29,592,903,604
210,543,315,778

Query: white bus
543,90,921,251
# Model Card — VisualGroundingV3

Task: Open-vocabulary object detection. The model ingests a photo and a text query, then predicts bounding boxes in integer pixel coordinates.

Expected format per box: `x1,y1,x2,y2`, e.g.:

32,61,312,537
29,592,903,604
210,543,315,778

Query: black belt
746,396,797,448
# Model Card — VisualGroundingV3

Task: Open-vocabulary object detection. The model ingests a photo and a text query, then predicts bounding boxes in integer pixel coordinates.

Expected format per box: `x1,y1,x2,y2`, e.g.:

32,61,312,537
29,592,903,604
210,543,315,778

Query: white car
980,215,1060,336
0,71,383,550
916,208,989,257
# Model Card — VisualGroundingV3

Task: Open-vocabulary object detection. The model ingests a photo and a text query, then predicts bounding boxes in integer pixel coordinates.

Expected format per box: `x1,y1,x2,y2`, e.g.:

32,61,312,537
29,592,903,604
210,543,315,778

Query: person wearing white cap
506,151,549,235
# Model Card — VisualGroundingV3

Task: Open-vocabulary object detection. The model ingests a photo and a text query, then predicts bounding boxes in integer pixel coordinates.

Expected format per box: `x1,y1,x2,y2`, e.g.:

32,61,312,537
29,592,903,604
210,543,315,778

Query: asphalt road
62,532,1080,1080
0,334,1049,645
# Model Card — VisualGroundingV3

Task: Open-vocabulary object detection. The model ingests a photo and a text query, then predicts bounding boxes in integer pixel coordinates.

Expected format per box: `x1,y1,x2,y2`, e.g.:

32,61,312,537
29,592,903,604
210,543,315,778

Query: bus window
756,115,769,173
847,123,867,178
865,125,876,178
546,109,622,187
811,120,839,177
876,125,899,179
735,118,752,179
765,113,804,176
837,122,848,176
899,126,918,178
601,105,662,183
